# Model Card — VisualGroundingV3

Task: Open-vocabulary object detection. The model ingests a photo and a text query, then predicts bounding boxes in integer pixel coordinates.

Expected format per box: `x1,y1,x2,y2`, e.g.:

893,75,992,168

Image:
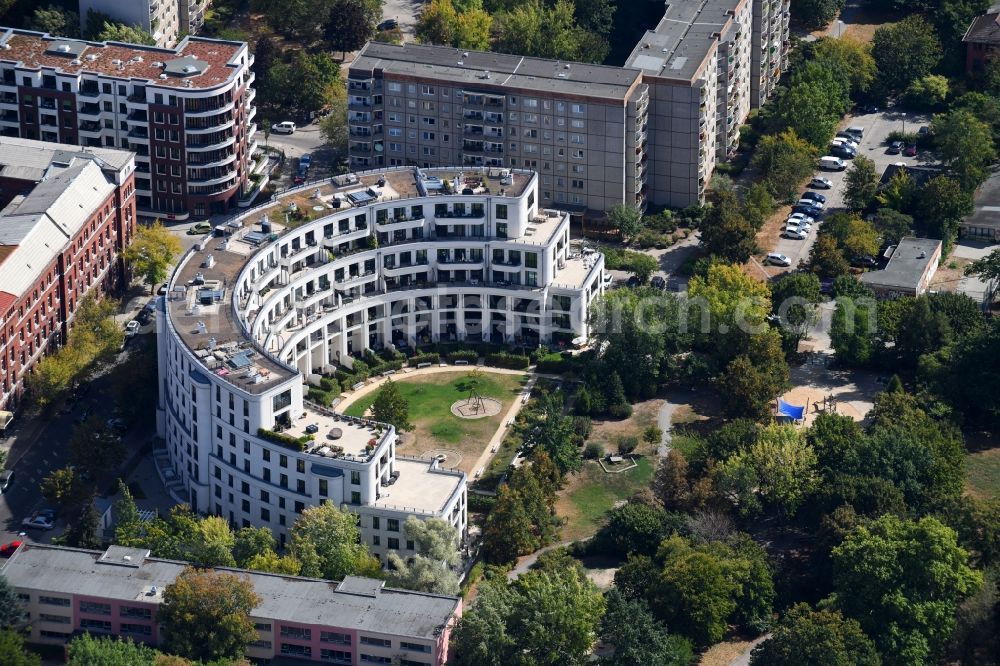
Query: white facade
156,166,604,562
78,0,180,47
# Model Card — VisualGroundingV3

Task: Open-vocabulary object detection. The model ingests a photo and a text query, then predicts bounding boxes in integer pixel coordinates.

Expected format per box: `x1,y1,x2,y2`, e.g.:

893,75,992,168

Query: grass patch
343,372,526,472
965,448,1000,498
669,428,704,460
558,457,655,541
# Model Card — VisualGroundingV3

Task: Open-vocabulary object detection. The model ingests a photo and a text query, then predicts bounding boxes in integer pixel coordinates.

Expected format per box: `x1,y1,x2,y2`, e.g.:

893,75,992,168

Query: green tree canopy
843,155,880,212
67,634,159,665
831,514,982,665
871,15,942,94
159,568,261,662
95,22,156,45
750,603,881,666
932,109,998,191
370,379,413,431
599,589,694,666
871,208,913,246
289,502,381,580
123,221,182,292
0,629,40,666
752,130,818,202
0,575,27,631
699,190,758,263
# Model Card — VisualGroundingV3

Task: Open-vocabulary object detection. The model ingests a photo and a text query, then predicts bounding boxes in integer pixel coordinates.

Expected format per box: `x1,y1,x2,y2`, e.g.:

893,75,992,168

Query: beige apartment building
348,0,789,213
348,42,650,219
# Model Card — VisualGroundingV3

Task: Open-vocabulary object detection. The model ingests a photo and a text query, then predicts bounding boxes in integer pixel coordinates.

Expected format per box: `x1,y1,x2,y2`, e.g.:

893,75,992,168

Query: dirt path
656,399,677,457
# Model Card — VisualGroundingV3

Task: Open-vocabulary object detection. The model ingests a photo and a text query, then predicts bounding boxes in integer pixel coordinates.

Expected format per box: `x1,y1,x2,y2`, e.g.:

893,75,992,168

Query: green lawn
966,448,1000,498
558,456,655,541
343,371,526,472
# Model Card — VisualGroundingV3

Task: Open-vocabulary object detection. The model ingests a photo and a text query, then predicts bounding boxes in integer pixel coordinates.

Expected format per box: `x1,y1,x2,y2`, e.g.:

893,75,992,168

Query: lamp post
901,112,906,136
837,20,844,38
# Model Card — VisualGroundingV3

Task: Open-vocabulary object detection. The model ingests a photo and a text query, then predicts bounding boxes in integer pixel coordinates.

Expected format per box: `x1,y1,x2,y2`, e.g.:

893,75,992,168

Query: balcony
187,134,236,152
184,100,236,118
188,168,238,187
348,99,373,110
79,120,102,134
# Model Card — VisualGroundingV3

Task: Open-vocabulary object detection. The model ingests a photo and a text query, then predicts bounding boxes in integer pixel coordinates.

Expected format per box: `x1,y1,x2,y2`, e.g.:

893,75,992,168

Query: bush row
257,428,313,451
486,352,530,370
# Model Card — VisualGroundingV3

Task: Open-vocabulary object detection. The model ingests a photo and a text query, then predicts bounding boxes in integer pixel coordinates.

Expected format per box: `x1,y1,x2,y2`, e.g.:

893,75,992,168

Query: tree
915,175,974,248
718,331,788,421
717,424,818,517
41,466,86,511
492,0,602,63
607,203,644,240
0,575,27,630
416,0,459,44
875,166,917,212
124,221,182,292
67,634,158,665
808,234,849,278
830,294,877,366
29,5,80,37
964,247,1000,285
628,253,659,284
871,16,942,94
699,190,758,263
871,208,913,246
769,74,845,149
370,379,413,431
324,0,375,56
932,109,998,191
64,500,103,549
687,262,772,354
771,272,822,346
95,22,156,45
599,589,694,666
792,0,845,29
652,449,692,510
482,458,560,564
812,37,877,96
245,549,302,575
831,515,982,665
0,630,40,666
233,526,275,568
289,502,381,580
752,130,817,202
453,5,493,49
452,564,606,666
904,74,949,109
69,416,124,480
318,85,348,155
159,568,261,662
843,156,880,212
192,516,237,567
594,502,678,557
113,479,142,545
386,517,460,595
750,603,881,666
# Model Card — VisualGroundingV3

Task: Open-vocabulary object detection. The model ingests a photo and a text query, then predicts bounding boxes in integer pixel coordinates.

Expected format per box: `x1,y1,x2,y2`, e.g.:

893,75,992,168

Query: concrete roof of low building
860,237,941,291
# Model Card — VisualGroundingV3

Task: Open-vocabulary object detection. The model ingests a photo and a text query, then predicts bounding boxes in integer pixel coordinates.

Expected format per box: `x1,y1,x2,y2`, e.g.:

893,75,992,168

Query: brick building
0,136,135,411
963,7,1000,72
0,27,256,220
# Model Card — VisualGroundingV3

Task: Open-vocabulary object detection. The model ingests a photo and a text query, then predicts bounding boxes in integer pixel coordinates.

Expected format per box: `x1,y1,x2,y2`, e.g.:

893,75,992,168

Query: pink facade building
1,543,460,665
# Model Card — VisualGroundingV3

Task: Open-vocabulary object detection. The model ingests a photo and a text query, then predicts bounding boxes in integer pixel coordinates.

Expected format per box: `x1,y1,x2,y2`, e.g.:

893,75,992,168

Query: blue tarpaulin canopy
777,398,805,421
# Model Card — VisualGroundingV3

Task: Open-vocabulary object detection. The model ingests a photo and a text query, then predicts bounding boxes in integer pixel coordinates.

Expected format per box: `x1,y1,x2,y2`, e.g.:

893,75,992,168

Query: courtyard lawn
966,448,1000,499
343,371,526,473
558,457,655,541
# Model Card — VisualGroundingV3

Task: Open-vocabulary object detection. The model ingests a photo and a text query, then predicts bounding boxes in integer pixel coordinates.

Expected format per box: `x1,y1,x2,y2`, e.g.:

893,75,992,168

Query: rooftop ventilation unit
86,53,97,61
159,73,167,79
111,59,122,66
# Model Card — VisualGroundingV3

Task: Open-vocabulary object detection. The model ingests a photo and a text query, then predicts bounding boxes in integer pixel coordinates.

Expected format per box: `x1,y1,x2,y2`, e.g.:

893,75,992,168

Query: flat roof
860,237,941,291
351,42,642,101
0,28,246,89
962,168,1000,232
372,457,465,516
625,0,741,81
1,544,460,641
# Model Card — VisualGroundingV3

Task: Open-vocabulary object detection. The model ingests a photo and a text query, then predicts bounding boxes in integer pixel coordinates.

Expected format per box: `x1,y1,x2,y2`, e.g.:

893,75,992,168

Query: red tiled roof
0,290,16,316
0,30,245,89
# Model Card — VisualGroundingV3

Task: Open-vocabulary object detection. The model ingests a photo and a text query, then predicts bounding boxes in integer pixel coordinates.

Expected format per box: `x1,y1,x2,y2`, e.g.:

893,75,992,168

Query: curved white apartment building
155,166,605,561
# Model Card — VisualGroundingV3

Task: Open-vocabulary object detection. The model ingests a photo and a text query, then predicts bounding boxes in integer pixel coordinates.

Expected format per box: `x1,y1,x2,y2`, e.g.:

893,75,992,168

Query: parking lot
766,108,933,272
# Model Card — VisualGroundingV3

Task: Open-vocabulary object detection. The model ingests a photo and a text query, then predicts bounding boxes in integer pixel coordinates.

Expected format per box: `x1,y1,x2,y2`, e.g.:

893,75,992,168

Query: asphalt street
769,108,933,272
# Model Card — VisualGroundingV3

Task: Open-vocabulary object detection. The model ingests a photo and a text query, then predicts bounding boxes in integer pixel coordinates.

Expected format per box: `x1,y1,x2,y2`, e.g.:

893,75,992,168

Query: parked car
783,228,808,240
845,126,865,139
187,221,212,235
626,275,640,288
137,309,151,326
810,176,833,189
831,137,860,150
836,131,862,144
650,275,666,290
903,143,918,157
800,191,827,204
830,145,856,159
766,253,791,267
21,513,54,530
125,320,140,337
787,213,814,225
792,204,823,218
377,18,398,31
785,223,810,236
271,121,296,134
918,126,930,136
0,540,22,557
0,469,12,493
299,154,313,170
786,218,812,231
857,103,878,114
819,156,846,171
851,255,878,269
887,140,904,154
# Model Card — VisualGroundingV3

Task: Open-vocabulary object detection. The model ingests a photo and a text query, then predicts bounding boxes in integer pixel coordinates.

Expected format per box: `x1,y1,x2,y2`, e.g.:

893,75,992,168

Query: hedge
307,387,335,406
257,428,314,451
447,350,479,363
486,352,530,370
319,377,339,393
408,352,441,366
468,493,497,513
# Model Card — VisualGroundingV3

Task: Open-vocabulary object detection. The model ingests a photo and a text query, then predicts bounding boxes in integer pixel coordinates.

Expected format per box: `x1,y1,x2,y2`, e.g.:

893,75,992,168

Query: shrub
572,416,593,440
319,377,338,393
885,130,920,145
408,352,440,366
468,493,497,513
307,387,334,406
257,428,313,451
447,350,479,363
486,352,530,370
617,435,639,455
583,442,604,460
536,353,571,374
608,403,633,419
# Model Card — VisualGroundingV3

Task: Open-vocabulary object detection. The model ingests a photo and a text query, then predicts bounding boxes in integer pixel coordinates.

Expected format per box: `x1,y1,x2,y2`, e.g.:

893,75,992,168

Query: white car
125,320,140,337
797,199,824,210
810,176,833,189
21,514,54,530
832,137,860,150
271,121,296,134
787,213,814,225
783,228,808,240
766,253,791,267
785,223,810,235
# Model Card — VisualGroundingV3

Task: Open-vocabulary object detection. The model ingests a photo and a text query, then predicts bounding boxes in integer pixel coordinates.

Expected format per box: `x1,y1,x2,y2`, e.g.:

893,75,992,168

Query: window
361,636,392,648
80,619,112,633
279,454,288,468
351,471,361,485
361,656,392,664
400,642,432,653
281,626,312,640
296,459,305,473
351,491,361,504
121,623,152,636
388,518,400,532
321,631,351,644
120,606,151,619
388,537,400,549
40,596,70,607
79,601,111,615
281,644,313,658
39,613,71,624
255,622,272,632
372,516,380,529
322,649,352,663
319,479,328,496
495,204,507,219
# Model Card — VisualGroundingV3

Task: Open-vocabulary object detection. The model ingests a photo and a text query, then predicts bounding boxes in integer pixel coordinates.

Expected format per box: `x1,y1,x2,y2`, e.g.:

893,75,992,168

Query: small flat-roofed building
2,543,460,664
961,169,1000,241
860,237,943,298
